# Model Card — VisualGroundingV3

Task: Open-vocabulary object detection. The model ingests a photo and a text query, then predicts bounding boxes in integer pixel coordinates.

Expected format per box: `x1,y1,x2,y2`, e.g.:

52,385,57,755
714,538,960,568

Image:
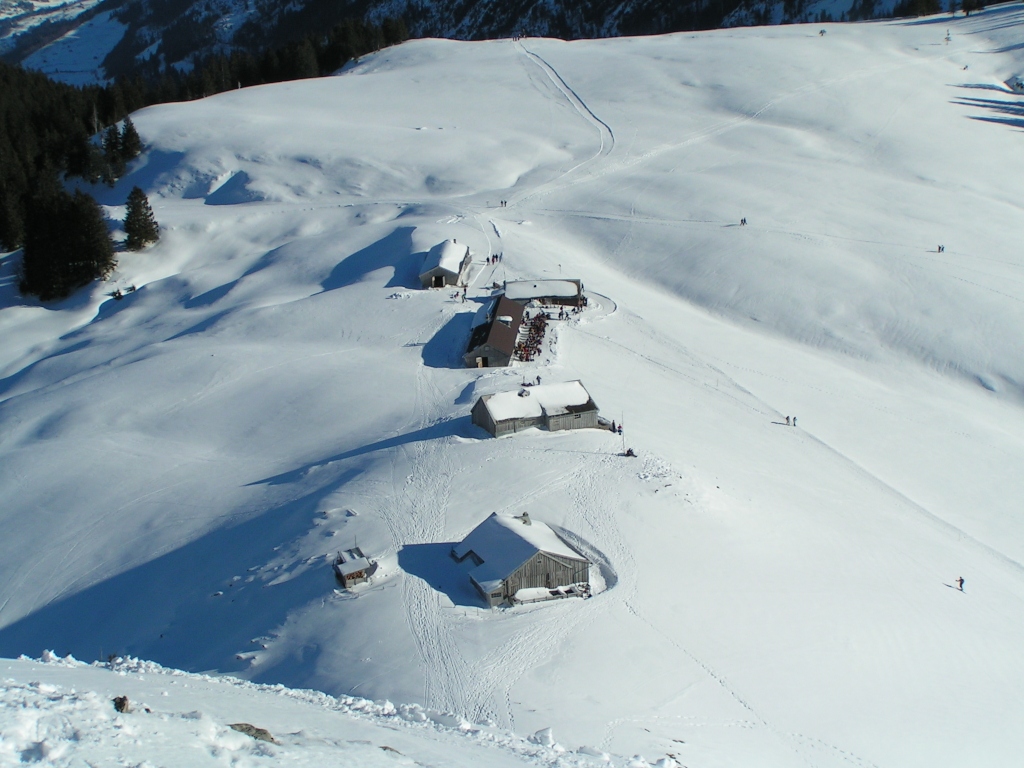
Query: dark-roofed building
452,512,591,607
463,295,524,368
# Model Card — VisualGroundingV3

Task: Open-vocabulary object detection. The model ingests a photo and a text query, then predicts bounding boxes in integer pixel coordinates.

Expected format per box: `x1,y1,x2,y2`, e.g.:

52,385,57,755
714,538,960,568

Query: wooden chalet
471,380,600,437
451,512,591,607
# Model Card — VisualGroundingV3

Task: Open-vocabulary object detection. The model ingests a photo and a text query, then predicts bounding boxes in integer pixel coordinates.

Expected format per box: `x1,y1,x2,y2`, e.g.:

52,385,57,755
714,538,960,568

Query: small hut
452,512,591,607
471,380,600,437
419,240,471,288
333,547,378,588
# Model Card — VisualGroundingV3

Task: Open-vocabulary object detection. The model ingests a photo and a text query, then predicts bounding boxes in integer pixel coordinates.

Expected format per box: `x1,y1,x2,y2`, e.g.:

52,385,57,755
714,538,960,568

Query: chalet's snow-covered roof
420,240,469,276
504,279,580,301
454,513,587,588
336,556,372,576
483,380,595,422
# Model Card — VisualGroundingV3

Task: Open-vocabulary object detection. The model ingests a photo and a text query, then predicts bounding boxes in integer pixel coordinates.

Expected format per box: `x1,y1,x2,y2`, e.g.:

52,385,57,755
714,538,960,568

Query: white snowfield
2,7,1024,768
0,653,583,767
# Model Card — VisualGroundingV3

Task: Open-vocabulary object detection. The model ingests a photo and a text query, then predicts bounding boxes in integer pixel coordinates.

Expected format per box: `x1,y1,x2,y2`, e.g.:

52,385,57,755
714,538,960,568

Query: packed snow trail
508,41,616,207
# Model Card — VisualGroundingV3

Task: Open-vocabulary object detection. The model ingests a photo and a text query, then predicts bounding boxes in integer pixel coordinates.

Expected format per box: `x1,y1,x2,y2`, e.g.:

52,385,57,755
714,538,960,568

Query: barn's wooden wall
547,409,599,432
502,551,589,599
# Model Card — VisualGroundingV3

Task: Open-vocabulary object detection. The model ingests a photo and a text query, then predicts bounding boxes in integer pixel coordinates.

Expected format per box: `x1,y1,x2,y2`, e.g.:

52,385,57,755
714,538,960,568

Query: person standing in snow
957,576,964,591
793,416,797,427
785,416,791,426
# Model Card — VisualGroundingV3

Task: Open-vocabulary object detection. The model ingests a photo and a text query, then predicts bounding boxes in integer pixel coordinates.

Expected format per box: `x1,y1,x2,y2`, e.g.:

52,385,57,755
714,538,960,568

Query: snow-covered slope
3,7,1024,767
0,653,589,766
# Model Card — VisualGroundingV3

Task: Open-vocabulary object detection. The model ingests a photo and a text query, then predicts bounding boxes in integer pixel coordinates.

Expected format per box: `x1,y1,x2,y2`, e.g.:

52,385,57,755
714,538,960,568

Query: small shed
471,380,600,437
504,279,584,307
452,512,591,607
333,547,378,588
463,295,524,368
419,240,471,288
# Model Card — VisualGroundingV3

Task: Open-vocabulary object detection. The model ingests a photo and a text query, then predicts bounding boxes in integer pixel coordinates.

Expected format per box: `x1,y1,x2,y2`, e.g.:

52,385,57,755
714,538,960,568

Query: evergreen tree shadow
952,95,1024,130
83,151,188,206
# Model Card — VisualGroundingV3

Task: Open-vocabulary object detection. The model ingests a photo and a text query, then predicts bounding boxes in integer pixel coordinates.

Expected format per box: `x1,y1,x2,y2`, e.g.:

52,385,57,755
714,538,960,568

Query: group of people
513,311,549,362
487,253,504,265
499,200,510,207
785,415,797,427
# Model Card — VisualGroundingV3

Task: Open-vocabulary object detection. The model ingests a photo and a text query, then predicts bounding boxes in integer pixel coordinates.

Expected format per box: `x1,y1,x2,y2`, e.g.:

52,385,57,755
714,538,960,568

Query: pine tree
120,116,142,159
102,125,125,183
123,186,159,250
21,189,114,300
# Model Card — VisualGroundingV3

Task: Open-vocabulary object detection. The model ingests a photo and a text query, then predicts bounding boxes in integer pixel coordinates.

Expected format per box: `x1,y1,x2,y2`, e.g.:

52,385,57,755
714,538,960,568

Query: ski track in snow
510,41,616,207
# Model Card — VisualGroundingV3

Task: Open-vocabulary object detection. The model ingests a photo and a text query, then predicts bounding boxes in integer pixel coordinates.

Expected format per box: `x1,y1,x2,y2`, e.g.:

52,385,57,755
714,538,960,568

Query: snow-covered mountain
3,6,1024,766
11,0,908,85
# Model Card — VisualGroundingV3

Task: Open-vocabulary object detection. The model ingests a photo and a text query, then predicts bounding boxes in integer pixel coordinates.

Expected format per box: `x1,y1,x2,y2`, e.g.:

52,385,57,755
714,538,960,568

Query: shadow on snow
320,227,419,292
246,417,476,487
0,470,361,683
398,543,487,608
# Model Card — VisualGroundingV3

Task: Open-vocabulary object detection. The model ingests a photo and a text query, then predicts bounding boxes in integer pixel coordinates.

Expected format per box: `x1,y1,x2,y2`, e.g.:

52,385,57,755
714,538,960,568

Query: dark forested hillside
1,16,406,299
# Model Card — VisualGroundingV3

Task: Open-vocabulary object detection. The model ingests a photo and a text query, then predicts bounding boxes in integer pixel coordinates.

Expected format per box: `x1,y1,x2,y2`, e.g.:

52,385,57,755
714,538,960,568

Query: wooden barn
419,240,471,288
471,380,600,437
451,512,591,607
463,295,524,368
504,279,584,307
333,547,378,588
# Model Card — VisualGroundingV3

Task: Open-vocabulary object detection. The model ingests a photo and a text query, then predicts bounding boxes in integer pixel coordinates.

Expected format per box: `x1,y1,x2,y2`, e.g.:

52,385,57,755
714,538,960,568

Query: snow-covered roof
504,280,581,301
420,240,469,276
336,556,372,576
454,513,588,587
483,380,595,422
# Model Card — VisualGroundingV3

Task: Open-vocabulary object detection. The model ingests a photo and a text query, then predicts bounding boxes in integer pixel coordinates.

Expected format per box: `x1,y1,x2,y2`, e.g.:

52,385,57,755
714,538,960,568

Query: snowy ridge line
19,652,608,766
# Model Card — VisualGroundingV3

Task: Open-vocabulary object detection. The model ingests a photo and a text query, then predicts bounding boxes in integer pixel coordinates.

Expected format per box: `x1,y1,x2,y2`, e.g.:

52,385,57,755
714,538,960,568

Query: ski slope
3,7,1024,767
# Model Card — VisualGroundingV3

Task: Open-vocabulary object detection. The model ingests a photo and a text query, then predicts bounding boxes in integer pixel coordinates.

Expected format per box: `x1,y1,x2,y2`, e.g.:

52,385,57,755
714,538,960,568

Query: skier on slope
957,576,964,591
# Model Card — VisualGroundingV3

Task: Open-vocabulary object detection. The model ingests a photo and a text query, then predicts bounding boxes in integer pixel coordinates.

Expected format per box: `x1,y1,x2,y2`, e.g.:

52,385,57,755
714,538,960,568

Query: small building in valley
472,380,600,437
463,294,524,368
452,512,591,607
505,279,584,307
420,240,471,288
